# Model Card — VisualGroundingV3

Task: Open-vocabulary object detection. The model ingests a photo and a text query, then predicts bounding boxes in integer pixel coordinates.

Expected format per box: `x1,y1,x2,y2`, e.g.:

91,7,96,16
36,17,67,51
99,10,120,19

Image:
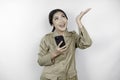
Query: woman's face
52,11,68,32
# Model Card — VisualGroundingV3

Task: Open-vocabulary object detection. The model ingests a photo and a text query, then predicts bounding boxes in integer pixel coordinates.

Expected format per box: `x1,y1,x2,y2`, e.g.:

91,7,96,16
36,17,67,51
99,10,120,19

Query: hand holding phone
54,35,65,47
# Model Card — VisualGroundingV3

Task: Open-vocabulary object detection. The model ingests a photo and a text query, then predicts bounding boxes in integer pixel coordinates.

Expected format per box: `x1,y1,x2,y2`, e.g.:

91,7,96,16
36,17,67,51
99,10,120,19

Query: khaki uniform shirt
38,26,92,80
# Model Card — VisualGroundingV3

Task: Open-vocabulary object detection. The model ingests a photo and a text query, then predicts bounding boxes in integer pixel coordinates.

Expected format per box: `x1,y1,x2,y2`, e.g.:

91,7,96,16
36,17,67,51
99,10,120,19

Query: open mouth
59,24,65,28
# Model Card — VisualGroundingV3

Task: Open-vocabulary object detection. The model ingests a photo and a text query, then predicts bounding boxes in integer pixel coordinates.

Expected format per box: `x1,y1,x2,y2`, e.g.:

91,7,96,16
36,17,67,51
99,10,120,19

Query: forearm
76,19,83,28
51,50,61,63
78,26,92,49
38,53,54,66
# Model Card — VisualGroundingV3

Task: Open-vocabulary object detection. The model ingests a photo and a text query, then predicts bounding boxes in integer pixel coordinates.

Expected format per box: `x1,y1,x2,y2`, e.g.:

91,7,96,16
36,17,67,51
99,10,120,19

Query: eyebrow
53,13,65,19
53,16,58,20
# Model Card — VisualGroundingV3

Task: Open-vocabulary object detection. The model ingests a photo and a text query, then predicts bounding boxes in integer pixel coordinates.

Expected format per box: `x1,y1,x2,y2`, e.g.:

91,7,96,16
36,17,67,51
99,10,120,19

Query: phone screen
54,35,65,47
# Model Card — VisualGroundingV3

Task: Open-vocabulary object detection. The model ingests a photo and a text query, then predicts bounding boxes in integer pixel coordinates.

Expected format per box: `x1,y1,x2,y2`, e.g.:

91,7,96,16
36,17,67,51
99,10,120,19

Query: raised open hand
76,8,91,22
76,8,91,28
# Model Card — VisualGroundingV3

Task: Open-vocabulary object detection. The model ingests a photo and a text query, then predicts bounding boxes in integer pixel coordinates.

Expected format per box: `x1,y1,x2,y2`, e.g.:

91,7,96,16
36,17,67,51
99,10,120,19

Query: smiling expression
52,11,68,33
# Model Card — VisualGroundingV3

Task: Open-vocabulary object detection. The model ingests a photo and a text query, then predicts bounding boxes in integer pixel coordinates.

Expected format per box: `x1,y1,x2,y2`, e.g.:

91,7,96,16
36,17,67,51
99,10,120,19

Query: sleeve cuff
38,53,54,66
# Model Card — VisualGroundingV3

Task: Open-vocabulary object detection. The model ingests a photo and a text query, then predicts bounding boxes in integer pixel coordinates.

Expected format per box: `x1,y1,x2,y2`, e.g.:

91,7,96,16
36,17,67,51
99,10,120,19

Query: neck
55,30,65,36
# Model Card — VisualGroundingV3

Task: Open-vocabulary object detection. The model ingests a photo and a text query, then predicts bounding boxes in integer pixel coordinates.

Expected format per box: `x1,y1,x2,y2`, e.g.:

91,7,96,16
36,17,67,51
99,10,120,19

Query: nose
59,18,64,23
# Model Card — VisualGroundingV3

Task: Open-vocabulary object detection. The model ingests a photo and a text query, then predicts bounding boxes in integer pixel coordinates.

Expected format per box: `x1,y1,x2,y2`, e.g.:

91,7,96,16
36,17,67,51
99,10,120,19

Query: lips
59,24,65,28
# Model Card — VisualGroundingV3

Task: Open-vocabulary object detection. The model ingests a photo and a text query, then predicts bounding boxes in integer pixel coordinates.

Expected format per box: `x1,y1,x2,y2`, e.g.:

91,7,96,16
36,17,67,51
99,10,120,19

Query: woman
38,8,92,80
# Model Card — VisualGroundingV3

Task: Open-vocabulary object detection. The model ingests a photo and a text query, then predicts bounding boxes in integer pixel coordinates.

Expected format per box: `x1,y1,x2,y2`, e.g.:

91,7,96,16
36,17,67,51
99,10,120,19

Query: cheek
52,22,59,29
65,21,68,25
66,20,68,23
65,19,68,23
52,21,57,26
54,22,60,27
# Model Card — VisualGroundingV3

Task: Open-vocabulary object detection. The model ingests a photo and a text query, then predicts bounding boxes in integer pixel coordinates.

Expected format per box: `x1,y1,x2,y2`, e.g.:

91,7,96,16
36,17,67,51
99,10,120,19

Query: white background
0,0,120,80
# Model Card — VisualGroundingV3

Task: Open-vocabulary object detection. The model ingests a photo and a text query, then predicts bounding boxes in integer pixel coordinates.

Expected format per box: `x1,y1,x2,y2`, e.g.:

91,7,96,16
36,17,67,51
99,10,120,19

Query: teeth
60,24,65,27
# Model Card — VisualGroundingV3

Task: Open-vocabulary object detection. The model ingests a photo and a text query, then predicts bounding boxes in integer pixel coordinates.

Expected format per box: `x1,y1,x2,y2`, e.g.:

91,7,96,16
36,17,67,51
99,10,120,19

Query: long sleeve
37,36,54,66
75,26,92,49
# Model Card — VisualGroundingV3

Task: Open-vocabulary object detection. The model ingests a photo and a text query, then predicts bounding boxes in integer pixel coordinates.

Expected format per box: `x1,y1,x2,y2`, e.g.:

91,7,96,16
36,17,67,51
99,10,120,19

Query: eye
62,15,65,18
54,17,58,20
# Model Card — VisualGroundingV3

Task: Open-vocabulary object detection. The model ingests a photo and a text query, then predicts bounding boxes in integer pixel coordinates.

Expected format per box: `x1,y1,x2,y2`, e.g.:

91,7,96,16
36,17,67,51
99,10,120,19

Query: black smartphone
54,35,65,47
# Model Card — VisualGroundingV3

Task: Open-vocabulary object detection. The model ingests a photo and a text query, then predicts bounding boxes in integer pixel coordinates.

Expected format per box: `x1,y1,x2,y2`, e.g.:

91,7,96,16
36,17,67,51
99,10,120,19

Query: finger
86,8,91,11
60,45,66,49
84,8,91,14
61,45,68,51
58,41,63,47
61,47,67,52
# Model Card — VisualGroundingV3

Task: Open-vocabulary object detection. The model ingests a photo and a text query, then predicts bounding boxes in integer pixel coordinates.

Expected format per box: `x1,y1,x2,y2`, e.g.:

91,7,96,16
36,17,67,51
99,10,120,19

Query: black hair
48,9,68,32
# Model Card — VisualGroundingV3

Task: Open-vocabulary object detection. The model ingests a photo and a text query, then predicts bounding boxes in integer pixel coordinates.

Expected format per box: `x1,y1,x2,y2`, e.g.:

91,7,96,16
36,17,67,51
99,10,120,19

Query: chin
60,28,66,32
